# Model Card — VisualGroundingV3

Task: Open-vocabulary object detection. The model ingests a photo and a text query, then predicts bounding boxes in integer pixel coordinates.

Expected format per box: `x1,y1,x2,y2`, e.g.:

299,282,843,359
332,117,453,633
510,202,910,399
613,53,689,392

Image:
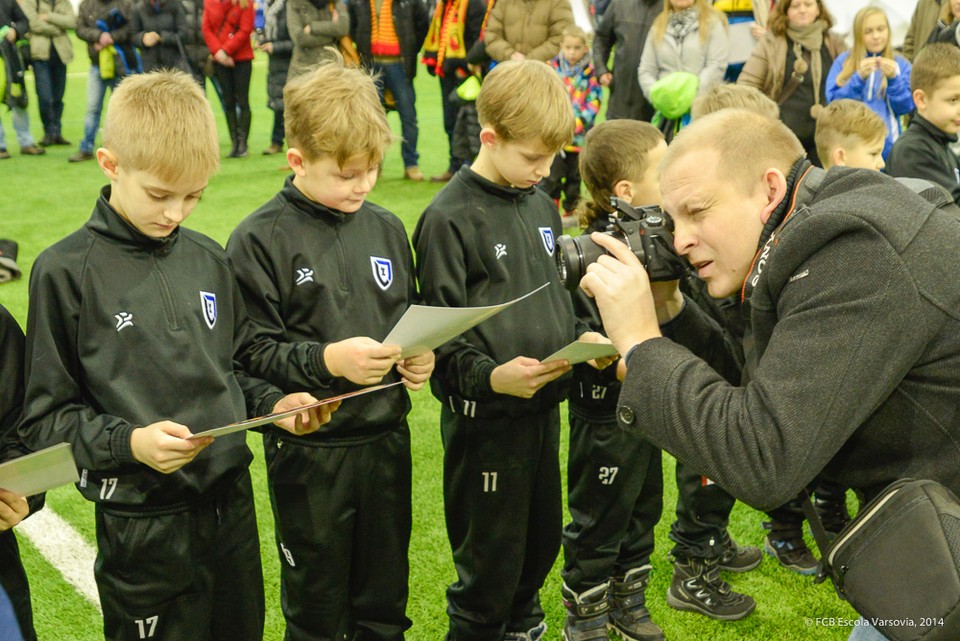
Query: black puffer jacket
349,0,428,80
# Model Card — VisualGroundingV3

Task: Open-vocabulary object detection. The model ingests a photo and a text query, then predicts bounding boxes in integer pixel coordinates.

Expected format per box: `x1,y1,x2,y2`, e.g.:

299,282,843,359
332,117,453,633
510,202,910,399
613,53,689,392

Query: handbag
804,479,960,641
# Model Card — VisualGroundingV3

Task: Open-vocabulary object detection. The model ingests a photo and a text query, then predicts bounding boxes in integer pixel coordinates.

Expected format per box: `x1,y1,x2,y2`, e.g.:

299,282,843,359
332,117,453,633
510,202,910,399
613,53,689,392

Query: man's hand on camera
579,232,662,356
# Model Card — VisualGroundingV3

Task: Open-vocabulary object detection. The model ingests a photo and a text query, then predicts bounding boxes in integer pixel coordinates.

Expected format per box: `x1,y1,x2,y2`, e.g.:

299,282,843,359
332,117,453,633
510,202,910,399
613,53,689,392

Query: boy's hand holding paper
0,489,28,532
324,337,402,385
397,350,435,391
270,392,339,436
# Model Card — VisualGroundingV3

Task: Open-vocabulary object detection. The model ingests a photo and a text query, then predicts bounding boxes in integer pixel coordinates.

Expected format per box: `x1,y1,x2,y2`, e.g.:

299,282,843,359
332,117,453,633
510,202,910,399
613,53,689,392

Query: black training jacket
227,176,414,445
19,189,284,510
888,114,960,204
413,166,578,420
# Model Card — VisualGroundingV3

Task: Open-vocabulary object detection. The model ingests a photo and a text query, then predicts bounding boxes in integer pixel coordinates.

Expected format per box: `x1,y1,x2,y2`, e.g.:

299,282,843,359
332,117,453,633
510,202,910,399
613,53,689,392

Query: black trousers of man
264,425,412,641
562,414,663,591
95,471,264,641
442,406,562,641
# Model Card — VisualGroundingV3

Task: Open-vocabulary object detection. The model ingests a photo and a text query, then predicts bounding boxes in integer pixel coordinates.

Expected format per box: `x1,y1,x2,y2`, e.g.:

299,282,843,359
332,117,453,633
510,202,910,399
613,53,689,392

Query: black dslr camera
555,197,688,291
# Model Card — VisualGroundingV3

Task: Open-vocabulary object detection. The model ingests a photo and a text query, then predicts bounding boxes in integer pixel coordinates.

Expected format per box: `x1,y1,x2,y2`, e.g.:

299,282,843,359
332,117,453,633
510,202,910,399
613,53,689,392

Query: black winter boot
561,582,610,641
235,109,250,158
224,109,240,158
0,239,21,282
609,566,665,641
667,556,756,621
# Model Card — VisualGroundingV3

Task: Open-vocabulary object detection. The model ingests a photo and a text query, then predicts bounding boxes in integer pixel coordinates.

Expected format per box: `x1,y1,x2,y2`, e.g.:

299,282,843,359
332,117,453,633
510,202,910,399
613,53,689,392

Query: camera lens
555,234,608,291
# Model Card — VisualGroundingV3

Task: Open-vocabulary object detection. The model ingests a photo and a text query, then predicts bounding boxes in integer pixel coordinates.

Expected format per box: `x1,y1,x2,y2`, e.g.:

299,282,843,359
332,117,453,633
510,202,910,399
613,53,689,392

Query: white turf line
18,509,102,612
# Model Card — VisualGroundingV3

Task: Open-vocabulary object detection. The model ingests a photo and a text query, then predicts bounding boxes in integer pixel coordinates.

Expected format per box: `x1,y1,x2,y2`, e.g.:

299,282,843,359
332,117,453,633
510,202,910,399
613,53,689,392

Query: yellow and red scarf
370,0,401,57
423,0,469,77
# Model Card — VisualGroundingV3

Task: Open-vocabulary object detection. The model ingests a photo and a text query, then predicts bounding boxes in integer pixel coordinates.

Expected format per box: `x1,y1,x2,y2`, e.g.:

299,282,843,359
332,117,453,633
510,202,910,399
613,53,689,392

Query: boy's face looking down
288,151,379,213
97,150,207,238
661,148,779,299
915,75,960,136
834,136,885,172
560,36,588,66
474,128,557,188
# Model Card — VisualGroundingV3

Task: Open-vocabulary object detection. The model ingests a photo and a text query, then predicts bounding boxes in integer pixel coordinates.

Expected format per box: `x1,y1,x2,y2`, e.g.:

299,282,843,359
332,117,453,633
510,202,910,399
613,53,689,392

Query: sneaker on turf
764,534,818,575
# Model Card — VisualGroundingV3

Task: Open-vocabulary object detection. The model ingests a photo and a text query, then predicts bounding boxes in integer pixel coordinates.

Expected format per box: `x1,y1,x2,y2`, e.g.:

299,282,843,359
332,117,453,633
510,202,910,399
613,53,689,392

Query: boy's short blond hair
284,49,394,166
577,120,664,228
815,99,887,166
691,83,780,120
562,24,589,45
103,71,219,183
912,43,960,95
476,60,574,152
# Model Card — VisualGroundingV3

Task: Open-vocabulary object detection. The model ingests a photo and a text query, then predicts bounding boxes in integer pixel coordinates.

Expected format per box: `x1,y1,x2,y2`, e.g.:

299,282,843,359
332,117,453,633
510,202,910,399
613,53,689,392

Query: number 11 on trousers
482,471,498,493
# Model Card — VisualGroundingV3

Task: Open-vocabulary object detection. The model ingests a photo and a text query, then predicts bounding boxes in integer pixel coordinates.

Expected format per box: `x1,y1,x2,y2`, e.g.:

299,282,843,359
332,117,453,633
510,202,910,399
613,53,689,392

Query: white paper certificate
0,443,79,497
383,283,550,358
543,341,619,365
189,381,404,439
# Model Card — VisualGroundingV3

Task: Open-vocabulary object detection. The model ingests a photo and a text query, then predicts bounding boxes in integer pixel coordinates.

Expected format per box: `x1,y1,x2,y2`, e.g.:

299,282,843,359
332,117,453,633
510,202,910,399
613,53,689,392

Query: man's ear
758,167,788,225
913,88,927,111
96,148,119,180
286,148,307,176
612,179,634,203
831,146,846,168
479,126,499,149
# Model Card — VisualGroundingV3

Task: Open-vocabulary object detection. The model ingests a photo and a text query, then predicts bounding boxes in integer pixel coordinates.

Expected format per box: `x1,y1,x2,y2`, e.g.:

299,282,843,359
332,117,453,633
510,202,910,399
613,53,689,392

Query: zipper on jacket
153,257,182,330
334,225,348,292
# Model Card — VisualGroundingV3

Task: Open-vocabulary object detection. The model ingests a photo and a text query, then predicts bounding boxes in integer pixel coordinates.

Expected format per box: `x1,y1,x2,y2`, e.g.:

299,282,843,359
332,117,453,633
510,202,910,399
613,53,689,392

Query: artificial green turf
0,36,856,641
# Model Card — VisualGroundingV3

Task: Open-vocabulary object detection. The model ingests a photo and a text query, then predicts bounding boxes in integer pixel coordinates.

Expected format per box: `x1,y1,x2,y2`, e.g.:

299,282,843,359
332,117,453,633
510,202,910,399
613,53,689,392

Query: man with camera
579,109,960,639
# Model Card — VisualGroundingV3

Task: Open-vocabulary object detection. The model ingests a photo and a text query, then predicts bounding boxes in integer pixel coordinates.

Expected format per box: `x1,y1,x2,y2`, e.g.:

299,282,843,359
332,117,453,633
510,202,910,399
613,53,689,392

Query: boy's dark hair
912,43,960,95
577,120,664,229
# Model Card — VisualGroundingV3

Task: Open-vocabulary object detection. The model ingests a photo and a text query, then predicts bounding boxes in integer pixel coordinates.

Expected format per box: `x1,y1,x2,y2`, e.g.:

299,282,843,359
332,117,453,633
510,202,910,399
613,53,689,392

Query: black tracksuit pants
264,425,412,641
0,531,36,641
441,405,562,641
669,460,738,560
562,413,663,591
94,471,264,641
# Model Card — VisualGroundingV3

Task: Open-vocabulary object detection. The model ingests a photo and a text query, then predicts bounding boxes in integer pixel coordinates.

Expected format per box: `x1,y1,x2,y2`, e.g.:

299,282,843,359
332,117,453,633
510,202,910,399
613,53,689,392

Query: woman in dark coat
259,0,293,154
132,0,189,72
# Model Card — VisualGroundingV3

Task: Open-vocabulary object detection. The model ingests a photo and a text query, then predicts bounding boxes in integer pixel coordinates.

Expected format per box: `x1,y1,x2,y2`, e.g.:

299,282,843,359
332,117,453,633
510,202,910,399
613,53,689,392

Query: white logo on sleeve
200,291,217,329
114,312,133,331
494,243,507,259
295,268,314,285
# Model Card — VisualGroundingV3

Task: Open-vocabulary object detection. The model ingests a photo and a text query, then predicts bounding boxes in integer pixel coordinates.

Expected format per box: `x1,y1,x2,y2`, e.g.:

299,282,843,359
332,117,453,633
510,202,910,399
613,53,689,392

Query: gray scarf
667,6,699,43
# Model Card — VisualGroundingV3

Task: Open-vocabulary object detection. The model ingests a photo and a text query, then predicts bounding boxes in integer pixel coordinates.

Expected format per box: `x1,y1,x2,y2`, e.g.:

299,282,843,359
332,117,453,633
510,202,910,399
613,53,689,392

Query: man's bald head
663,110,806,197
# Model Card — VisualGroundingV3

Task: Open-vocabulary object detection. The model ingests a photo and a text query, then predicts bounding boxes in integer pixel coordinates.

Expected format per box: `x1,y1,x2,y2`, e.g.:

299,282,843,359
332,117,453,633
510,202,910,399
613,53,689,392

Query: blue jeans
848,619,890,641
80,66,119,153
374,61,419,168
32,47,68,137
0,104,34,151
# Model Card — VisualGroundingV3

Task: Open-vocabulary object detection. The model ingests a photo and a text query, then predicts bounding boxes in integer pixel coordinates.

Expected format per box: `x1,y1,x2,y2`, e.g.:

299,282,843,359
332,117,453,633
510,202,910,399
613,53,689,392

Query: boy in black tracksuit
17,72,328,641
0,304,39,641
414,60,609,641
887,44,960,204
226,58,434,641
560,120,759,641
